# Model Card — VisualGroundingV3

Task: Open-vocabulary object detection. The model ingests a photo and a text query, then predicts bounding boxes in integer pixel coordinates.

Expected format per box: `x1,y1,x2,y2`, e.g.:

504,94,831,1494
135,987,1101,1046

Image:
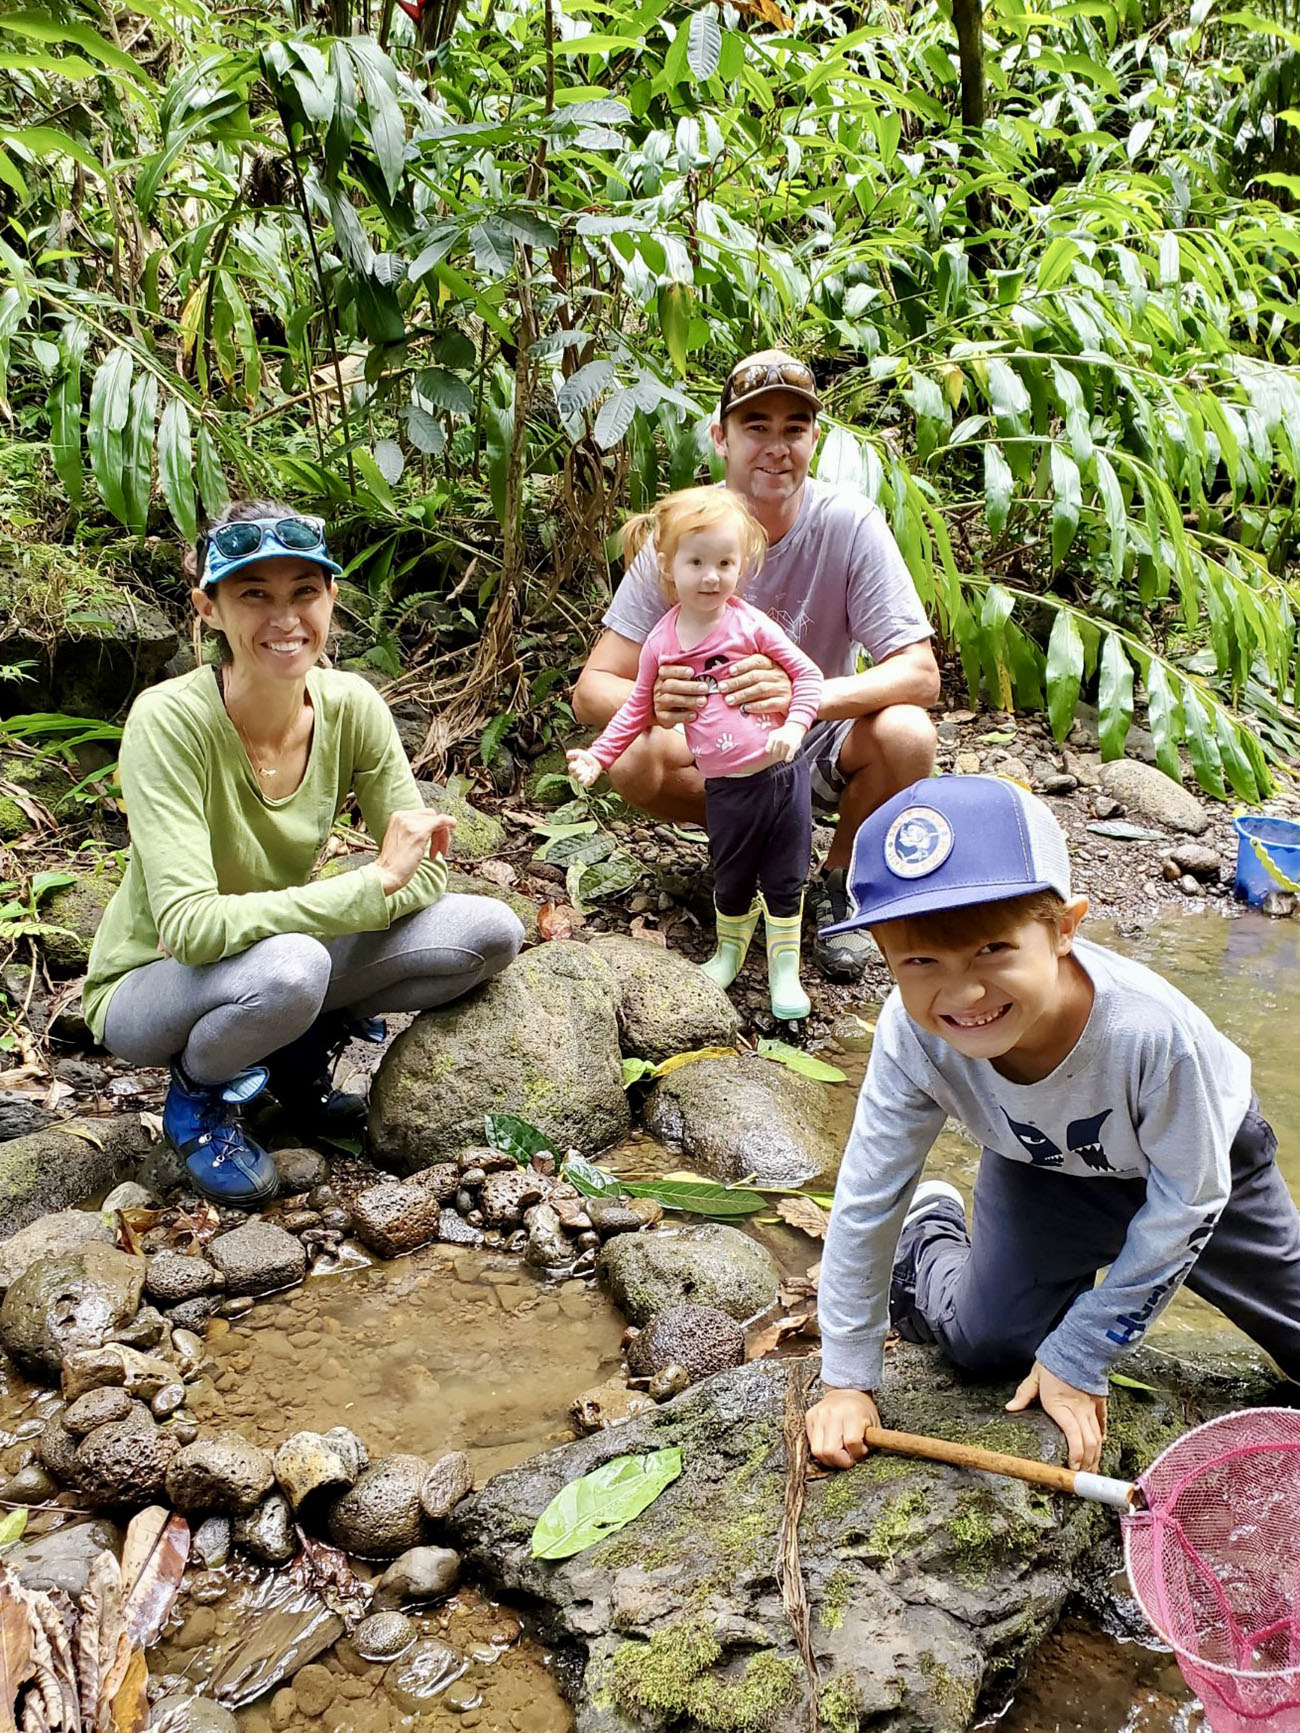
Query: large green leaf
158,397,196,541
1050,444,1082,566
983,443,1013,538
87,348,132,526
47,321,87,508
1046,611,1084,743
687,7,721,79
622,1177,765,1217
562,1154,627,1198
1096,634,1133,761
483,1112,556,1164
1144,663,1183,783
531,1450,683,1560
1180,685,1227,799
756,1038,847,1083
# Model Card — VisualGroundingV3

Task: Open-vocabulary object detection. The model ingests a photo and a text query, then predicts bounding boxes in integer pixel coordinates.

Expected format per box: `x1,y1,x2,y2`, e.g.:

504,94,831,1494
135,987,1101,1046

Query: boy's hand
719,654,792,716
764,721,806,764
566,748,604,788
806,1387,882,1468
1006,1360,1108,1473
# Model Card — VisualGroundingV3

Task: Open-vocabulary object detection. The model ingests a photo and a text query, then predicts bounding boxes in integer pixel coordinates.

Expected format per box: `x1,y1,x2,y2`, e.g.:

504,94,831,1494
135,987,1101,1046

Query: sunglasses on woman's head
205,517,327,560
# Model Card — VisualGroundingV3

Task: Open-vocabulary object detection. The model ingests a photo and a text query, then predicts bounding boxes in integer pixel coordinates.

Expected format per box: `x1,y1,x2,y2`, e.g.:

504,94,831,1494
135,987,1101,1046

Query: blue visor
200,517,343,589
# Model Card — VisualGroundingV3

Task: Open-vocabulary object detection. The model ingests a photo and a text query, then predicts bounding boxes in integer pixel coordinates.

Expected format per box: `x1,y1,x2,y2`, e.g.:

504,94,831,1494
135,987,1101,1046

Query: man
573,348,940,982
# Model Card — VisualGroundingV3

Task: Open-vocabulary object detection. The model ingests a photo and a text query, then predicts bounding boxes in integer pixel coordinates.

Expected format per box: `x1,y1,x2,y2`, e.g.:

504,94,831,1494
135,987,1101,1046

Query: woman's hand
806,1387,883,1469
719,654,792,716
376,808,457,896
1006,1360,1108,1473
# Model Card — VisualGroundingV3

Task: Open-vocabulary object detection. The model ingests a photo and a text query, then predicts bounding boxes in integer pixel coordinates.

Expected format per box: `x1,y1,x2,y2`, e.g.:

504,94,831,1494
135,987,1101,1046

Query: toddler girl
568,488,823,1020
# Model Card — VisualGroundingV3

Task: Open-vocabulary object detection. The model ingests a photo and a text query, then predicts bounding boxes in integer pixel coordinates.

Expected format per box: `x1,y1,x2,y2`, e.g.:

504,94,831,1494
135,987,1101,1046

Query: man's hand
653,662,708,727
719,654,792,717
566,748,603,788
1006,1360,1108,1473
376,809,458,896
806,1387,883,1469
764,721,806,764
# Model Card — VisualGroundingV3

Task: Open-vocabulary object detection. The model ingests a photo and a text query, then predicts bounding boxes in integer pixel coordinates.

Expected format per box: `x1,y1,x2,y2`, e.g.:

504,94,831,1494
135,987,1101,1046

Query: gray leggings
102,894,525,1085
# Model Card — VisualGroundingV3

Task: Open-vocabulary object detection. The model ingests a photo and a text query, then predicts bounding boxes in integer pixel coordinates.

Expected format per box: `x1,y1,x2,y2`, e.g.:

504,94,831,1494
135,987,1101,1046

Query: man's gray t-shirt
817,938,1254,1396
602,478,932,678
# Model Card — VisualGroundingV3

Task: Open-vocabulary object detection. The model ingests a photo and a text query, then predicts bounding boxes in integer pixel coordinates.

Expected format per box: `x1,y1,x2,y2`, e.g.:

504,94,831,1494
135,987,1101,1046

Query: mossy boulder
597,1223,780,1325
523,741,586,809
368,941,629,1171
415,781,506,862
0,753,73,810
445,870,540,945
0,797,26,841
39,872,120,975
0,1116,153,1240
588,935,740,1064
642,1051,843,1186
1,594,178,723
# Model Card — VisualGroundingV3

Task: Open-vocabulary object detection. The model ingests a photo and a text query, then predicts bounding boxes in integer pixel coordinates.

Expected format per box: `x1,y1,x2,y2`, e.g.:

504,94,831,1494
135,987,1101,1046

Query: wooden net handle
862,1426,1137,1509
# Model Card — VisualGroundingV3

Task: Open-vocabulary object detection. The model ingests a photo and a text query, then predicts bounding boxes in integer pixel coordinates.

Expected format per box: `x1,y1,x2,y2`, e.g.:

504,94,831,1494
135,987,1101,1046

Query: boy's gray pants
895,1105,1300,1384
102,893,524,1084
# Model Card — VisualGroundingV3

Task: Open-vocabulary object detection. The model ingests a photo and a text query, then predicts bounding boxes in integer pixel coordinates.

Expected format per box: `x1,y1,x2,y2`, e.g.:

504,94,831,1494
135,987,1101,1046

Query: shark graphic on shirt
1000,1106,1142,1176
1002,1111,1063,1167
1067,1109,1115,1171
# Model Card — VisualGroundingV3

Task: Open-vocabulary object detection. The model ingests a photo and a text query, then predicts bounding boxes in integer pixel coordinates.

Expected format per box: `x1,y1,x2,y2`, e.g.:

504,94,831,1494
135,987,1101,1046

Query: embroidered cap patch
883,806,954,878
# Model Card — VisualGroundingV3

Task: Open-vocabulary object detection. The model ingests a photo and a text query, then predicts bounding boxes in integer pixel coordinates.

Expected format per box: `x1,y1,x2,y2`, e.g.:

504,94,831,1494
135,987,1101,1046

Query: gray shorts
798,717,855,813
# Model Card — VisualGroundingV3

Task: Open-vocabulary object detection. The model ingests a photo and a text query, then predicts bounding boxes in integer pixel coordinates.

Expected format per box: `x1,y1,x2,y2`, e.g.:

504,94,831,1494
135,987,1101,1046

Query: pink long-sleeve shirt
589,596,824,779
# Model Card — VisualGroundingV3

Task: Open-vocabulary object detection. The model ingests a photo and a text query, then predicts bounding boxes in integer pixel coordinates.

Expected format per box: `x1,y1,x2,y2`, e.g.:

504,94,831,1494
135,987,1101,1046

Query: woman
85,502,525,1209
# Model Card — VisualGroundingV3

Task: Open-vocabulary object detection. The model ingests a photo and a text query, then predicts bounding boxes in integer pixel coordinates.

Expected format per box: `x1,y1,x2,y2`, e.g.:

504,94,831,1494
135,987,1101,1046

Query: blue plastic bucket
1233,814,1300,905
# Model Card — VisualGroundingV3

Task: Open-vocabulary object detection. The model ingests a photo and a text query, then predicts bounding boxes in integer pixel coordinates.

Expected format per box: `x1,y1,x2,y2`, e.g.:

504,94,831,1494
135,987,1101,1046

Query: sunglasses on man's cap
720,354,822,418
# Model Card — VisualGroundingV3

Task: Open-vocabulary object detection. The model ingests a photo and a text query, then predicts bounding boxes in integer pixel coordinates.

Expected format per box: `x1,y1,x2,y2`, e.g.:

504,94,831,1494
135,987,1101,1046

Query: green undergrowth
607,1621,802,1731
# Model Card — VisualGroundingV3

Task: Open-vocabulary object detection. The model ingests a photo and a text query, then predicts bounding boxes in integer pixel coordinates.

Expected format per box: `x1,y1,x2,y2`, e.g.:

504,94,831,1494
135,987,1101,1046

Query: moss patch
865,1487,930,1563
818,1566,853,1631
818,1673,863,1733
919,1651,977,1727
609,1622,801,1731
0,796,26,842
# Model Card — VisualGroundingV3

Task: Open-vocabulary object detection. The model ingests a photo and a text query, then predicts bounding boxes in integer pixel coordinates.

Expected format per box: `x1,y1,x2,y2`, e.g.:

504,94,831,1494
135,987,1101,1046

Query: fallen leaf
652,1046,735,1077
120,1508,189,1649
107,1651,147,1733
0,1574,34,1733
776,1197,830,1240
537,902,576,941
114,1210,161,1256
42,1081,75,1112
137,1113,163,1142
60,1126,104,1152
746,1312,815,1360
477,859,517,888
628,918,666,947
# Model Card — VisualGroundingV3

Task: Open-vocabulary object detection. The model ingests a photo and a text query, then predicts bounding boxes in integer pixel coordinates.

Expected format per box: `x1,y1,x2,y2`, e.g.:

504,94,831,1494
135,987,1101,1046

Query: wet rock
151,1382,186,1419
373,1544,461,1608
193,1514,232,1569
235,1492,297,1565
383,1638,467,1709
625,1304,746,1384
145,1252,218,1306
100,1182,160,1214
0,1464,57,1503
586,1198,663,1238
152,1696,239,1733
171,1329,206,1379
524,1201,573,1269
39,873,120,975
167,1416,199,1446
588,934,740,1063
437,1210,483,1248
62,1343,177,1402
648,1364,691,1401
289,1661,337,1718
369,943,628,1171
39,1413,83,1483
480,1170,546,1227
353,1611,415,1661
1098,759,1210,835
167,1297,217,1333
77,1414,177,1507
273,1148,330,1194
274,1430,361,1514
0,1244,146,1380
114,1305,167,1350
207,1221,307,1296
323,1427,369,1481
0,1117,152,1241
598,1223,780,1325
166,1432,276,1515
407,1162,461,1203
0,1210,115,1295
1263,890,1296,919
328,1453,429,1557
0,1092,56,1143
571,1378,656,1433
9,1517,122,1598
350,1180,442,1258
642,1052,841,1186
1169,842,1222,881
414,782,505,862
420,1452,473,1522
64,1386,134,1435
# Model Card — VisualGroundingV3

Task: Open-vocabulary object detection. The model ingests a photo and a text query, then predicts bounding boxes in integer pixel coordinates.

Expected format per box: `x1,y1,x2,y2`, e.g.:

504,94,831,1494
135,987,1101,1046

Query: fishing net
1124,1407,1300,1731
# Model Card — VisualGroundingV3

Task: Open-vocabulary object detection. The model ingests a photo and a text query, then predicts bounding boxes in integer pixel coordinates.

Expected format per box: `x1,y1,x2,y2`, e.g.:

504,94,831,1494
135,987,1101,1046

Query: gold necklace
222,673,297,779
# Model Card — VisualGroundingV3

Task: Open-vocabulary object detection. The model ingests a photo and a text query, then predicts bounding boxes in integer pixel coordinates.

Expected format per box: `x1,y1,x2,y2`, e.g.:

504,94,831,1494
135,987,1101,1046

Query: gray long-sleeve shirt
818,938,1253,1396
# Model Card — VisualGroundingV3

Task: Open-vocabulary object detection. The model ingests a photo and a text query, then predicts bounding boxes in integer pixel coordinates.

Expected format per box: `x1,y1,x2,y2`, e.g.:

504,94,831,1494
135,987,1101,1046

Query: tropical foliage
2,0,1299,792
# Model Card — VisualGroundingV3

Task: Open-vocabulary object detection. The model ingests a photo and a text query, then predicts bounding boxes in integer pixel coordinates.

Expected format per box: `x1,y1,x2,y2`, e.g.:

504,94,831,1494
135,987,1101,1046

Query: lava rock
437,1210,483,1247
642,1051,840,1186
1098,759,1210,835
0,1244,146,1381
586,1198,663,1238
328,1453,430,1558
192,1514,232,1569
167,1297,218,1333
420,1452,473,1522
570,1379,656,1433
114,1305,167,1350
207,1221,307,1296
38,1413,83,1483
480,1170,546,1227
350,1181,442,1258
408,1162,462,1202
64,1386,134,1435
144,1252,218,1306
0,1210,115,1296
625,1304,746,1384
273,1147,331,1194
587,934,741,1063
524,1201,573,1269
373,1545,462,1609
62,1344,177,1402
235,1492,297,1565
166,1432,276,1515
274,1430,361,1514
77,1415,177,1507
353,1611,415,1661
598,1223,780,1325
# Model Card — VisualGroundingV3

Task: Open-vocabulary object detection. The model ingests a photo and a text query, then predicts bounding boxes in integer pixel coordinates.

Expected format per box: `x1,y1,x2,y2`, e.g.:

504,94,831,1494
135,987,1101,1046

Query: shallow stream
3,906,1298,1731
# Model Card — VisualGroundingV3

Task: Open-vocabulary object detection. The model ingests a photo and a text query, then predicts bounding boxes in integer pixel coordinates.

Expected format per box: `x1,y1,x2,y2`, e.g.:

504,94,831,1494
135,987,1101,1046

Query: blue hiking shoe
163,1061,279,1208
265,1012,386,1136
889,1181,967,1342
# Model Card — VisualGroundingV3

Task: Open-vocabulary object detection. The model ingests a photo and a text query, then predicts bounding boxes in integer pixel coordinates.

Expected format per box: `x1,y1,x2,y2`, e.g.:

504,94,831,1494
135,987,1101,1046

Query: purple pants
703,756,812,919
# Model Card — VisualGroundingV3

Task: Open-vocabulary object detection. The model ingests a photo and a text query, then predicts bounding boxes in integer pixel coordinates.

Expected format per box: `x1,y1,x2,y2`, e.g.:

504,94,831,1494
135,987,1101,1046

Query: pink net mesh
1123,1407,1300,1732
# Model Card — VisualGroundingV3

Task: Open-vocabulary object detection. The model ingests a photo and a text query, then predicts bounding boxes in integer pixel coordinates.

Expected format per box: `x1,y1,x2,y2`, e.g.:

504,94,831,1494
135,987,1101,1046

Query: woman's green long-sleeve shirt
84,666,447,1042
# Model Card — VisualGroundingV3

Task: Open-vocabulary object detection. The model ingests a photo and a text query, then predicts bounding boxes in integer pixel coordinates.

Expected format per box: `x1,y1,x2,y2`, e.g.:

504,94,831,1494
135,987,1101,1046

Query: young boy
806,774,1300,1475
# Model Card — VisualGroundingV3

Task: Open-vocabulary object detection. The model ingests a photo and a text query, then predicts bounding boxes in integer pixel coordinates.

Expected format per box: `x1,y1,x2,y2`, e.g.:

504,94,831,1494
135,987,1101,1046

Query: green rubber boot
700,899,761,991
764,898,811,1021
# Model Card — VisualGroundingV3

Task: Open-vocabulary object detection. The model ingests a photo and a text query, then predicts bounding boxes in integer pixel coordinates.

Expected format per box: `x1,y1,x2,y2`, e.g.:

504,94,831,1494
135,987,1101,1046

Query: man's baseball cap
819,774,1073,933
719,349,823,421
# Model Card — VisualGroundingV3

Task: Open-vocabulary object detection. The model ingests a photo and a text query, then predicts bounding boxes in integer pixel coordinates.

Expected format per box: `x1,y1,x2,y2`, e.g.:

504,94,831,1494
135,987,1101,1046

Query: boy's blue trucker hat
819,774,1073,934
